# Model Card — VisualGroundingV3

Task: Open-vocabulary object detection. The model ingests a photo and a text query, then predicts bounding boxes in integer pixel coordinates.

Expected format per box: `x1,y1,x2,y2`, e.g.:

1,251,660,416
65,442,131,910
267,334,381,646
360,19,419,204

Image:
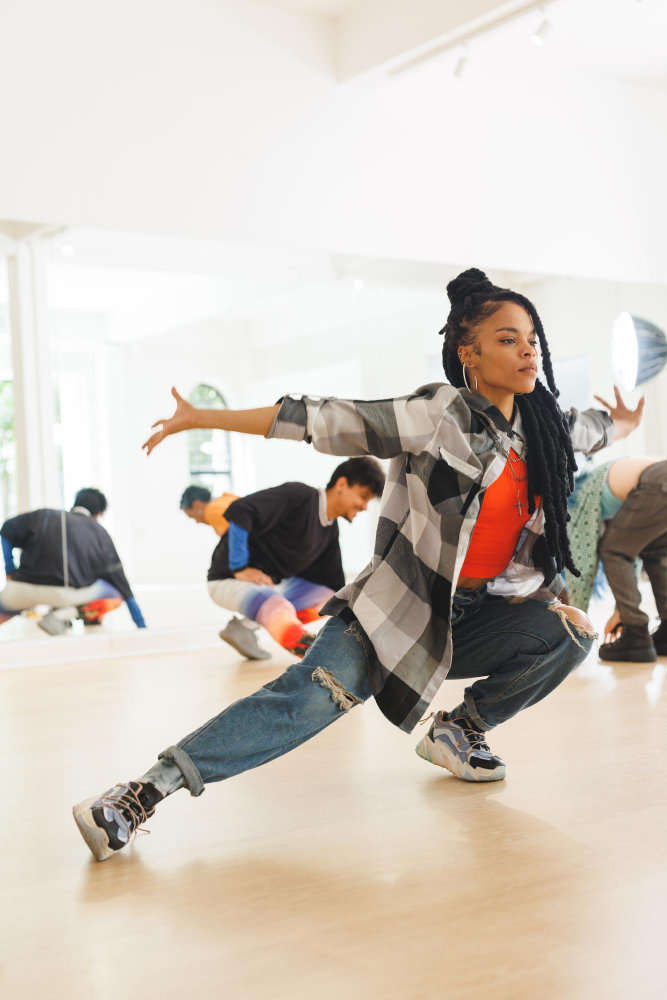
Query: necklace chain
487,427,529,515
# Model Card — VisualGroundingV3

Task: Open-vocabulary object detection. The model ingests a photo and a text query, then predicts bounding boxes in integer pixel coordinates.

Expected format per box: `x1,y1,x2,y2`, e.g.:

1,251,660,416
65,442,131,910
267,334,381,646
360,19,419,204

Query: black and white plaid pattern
268,383,613,732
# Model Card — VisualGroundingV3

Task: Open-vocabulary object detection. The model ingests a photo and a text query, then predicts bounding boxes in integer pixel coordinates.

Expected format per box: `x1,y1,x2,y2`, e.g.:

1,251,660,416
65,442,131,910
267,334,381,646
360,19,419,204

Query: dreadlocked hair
440,267,580,577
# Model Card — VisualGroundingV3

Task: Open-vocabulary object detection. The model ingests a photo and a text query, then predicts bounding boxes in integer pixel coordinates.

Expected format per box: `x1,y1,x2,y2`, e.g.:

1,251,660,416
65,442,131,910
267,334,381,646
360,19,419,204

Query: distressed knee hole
311,667,362,711
344,622,365,646
547,601,598,649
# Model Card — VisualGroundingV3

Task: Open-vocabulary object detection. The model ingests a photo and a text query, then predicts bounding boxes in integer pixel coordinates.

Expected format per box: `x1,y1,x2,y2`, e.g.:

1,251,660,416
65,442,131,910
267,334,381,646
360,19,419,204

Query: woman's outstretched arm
143,388,280,456
145,382,458,460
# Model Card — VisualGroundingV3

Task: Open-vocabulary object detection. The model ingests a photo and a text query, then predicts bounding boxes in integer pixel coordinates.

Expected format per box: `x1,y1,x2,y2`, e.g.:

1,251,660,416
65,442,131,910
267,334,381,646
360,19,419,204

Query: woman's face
458,301,539,396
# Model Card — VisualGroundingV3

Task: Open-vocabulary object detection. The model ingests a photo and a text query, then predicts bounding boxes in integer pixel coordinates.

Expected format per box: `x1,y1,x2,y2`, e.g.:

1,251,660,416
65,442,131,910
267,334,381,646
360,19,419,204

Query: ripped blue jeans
160,588,594,795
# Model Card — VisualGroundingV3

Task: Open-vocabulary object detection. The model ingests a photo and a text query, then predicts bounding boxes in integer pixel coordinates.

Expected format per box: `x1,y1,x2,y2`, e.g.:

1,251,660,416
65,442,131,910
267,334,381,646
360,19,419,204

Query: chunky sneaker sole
415,721,506,782
72,781,160,862
73,795,119,862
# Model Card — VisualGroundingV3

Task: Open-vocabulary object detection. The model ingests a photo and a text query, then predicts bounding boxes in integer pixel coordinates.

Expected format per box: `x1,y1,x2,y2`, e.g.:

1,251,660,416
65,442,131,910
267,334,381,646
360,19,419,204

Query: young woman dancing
73,268,643,861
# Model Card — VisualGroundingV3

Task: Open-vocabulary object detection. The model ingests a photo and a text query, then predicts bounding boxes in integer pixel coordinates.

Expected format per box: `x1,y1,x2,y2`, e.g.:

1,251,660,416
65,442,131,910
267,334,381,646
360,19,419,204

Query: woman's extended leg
73,615,372,860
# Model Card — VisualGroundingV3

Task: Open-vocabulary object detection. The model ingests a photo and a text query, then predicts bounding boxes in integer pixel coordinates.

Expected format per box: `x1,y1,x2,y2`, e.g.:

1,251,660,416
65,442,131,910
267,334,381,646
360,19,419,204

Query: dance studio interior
1,1,666,997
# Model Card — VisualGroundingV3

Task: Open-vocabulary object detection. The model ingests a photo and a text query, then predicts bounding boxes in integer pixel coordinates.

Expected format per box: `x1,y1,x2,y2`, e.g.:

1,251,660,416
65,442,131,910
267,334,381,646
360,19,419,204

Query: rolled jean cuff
158,744,205,797
446,690,493,732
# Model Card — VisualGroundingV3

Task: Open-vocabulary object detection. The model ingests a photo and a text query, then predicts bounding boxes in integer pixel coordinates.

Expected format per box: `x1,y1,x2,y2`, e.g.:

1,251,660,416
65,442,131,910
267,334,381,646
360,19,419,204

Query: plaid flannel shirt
268,383,614,732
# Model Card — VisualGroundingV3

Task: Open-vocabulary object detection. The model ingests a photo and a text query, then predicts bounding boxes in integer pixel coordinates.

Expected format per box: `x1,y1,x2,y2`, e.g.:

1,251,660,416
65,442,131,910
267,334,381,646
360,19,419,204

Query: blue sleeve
228,522,250,572
2,535,16,575
126,596,147,628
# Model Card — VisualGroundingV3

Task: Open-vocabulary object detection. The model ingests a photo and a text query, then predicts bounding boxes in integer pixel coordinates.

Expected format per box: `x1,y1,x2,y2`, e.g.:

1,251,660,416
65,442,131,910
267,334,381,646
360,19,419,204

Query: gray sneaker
38,612,73,636
219,617,271,660
415,714,506,782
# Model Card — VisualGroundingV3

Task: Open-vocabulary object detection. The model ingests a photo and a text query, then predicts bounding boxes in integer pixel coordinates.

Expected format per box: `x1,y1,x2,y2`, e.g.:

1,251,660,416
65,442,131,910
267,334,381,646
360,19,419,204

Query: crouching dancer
73,269,643,861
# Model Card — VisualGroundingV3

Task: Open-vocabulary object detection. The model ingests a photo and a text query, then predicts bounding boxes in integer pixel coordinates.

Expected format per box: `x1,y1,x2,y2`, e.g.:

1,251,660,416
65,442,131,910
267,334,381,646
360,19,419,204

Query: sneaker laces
422,712,492,754
99,782,152,838
454,728,492,755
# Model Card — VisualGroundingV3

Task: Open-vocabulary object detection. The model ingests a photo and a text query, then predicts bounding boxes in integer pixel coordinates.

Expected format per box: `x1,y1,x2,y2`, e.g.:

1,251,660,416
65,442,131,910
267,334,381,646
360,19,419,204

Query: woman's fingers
593,394,613,411
144,390,187,455
142,431,163,454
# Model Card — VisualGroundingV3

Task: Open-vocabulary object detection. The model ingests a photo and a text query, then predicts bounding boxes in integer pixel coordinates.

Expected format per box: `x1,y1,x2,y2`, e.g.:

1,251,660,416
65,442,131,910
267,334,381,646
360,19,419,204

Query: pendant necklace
489,429,529,518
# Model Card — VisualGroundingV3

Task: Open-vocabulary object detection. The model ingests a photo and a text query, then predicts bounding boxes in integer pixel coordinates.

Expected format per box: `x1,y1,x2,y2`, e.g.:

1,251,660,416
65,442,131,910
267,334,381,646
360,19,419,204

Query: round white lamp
611,312,667,392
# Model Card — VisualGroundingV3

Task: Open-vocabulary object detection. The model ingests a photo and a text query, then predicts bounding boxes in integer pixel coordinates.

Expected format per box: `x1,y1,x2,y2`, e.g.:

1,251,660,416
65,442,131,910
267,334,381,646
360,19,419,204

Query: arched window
188,384,232,496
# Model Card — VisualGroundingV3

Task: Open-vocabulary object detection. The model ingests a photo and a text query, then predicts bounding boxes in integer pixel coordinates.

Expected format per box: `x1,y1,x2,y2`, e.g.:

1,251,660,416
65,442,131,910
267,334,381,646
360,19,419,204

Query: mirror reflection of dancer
563,454,667,662
73,269,644,862
178,469,383,659
179,486,238,536
0,488,145,635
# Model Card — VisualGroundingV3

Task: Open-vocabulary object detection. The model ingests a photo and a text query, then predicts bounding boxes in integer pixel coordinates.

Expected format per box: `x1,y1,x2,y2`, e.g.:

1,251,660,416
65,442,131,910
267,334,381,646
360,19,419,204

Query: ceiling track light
531,5,553,45
454,45,468,78
388,0,558,78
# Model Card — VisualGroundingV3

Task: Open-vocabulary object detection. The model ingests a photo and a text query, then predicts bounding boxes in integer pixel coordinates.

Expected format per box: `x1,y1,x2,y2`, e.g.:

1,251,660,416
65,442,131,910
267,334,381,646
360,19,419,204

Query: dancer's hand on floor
594,386,645,440
143,388,197,455
603,608,622,642
234,568,275,587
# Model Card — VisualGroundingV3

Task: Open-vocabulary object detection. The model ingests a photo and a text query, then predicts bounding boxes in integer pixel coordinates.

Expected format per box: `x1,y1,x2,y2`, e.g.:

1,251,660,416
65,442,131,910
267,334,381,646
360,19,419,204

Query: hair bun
446,268,495,307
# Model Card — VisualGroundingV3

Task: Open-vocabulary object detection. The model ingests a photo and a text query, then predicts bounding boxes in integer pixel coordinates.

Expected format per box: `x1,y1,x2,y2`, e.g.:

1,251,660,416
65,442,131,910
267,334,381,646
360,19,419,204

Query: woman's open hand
143,388,197,456
594,386,645,441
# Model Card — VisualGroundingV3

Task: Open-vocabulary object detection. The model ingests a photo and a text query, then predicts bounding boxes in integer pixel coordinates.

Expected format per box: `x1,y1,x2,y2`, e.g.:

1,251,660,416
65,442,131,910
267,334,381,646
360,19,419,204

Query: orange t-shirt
203,493,240,537
460,451,539,579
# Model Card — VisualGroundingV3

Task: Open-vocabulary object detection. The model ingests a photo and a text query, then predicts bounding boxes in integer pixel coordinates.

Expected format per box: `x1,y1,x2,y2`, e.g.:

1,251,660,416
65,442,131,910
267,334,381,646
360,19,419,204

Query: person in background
179,485,239,537
563,453,667,662
208,458,385,660
0,487,145,635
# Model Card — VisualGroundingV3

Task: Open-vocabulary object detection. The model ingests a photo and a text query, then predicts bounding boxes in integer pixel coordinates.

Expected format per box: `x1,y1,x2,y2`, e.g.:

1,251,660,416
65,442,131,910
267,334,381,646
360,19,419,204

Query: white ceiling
257,0,667,89
397,0,667,90
1,0,666,290
534,0,667,90
256,0,359,14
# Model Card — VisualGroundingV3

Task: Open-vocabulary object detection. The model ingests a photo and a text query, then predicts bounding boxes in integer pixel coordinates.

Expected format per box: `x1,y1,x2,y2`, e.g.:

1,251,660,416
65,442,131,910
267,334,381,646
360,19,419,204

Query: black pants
599,461,667,627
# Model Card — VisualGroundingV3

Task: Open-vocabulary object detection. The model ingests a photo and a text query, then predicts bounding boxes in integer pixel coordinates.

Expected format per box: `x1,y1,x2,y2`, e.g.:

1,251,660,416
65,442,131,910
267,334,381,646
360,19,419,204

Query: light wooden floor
2,632,667,1000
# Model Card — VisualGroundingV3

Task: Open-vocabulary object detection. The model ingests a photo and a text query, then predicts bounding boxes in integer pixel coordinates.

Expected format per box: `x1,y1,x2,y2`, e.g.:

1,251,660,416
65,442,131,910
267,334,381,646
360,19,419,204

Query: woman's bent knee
548,601,597,648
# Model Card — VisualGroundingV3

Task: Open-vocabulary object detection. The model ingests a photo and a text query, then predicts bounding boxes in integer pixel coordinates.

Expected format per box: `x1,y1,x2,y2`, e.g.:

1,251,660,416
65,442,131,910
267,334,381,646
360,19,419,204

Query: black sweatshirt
1,508,133,600
207,482,345,591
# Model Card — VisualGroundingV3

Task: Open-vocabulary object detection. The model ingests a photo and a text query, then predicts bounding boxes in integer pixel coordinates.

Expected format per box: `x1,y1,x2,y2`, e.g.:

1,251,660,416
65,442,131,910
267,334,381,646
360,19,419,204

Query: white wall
1,0,666,284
